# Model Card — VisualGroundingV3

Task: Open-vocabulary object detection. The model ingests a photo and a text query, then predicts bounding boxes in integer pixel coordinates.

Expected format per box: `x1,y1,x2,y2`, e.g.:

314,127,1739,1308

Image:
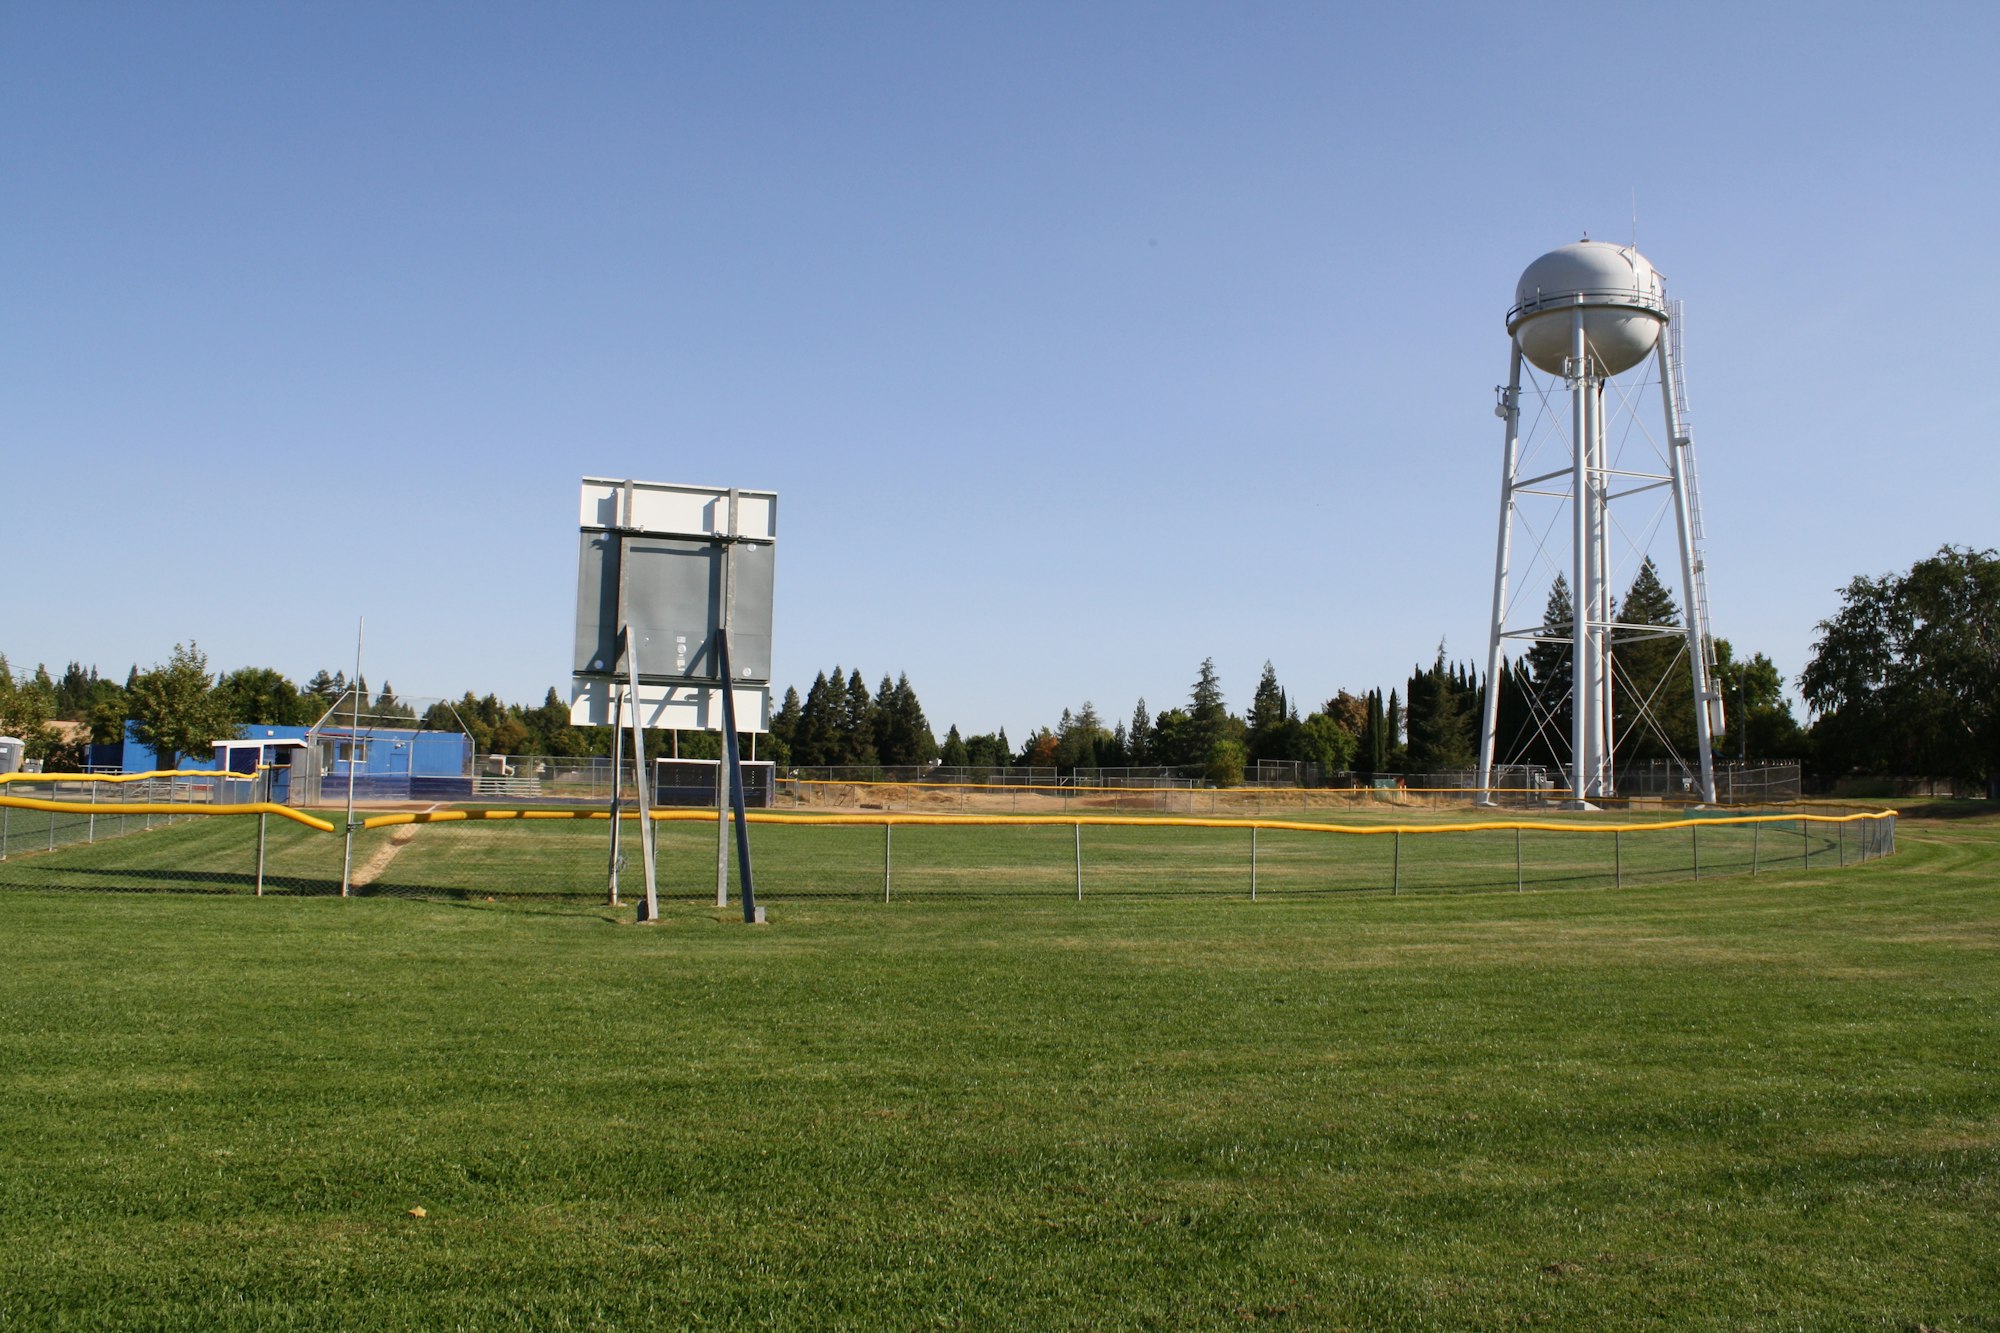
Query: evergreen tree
1384,689,1405,771
940,724,969,767
1060,701,1111,771
770,686,804,756
1405,643,1476,772
842,669,878,766
1189,658,1228,767
1150,707,1192,768
1511,577,1575,772
1127,698,1152,766
1613,557,1692,763
795,670,838,767
1246,661,1293,764
874,673,901,763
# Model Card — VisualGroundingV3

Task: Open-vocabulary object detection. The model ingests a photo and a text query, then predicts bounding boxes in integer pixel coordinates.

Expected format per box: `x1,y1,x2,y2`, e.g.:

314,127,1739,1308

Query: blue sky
6,1,1996,741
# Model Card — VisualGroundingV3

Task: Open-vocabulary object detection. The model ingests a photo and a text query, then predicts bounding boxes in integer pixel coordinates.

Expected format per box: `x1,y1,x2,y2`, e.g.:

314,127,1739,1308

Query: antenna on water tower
1475,241,1724,808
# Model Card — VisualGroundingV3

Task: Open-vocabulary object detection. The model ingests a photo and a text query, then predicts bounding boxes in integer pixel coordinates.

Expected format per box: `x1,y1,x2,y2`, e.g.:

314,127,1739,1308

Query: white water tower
1475,240,1724,806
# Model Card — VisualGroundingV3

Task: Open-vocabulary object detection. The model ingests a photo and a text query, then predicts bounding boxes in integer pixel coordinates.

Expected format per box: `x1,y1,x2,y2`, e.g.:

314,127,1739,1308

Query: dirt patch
349,806,441,887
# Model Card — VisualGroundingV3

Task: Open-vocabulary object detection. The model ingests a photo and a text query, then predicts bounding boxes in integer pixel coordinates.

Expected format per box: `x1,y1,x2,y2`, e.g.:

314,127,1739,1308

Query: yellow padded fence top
345,806,1895,837
0,767,264,786
0,794,334,831
0,789,1892,840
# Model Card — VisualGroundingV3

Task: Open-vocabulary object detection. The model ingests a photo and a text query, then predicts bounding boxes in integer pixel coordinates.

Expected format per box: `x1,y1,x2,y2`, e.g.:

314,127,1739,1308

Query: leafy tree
216,666,313,726
1207,737,1246,787
1710,641,1806,762
1299,712,1356,775
1149,707,1192,768
1018,728,1059,768
127,643,237,770
0,657,60,761
1800,544,2000,796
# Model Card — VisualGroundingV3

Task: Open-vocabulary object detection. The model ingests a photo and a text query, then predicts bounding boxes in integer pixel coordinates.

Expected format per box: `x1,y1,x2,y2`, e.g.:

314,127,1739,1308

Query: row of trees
6,545,1991,792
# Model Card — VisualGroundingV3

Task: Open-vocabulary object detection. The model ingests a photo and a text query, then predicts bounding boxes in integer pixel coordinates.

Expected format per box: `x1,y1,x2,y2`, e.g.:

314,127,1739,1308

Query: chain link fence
1,775,1895,908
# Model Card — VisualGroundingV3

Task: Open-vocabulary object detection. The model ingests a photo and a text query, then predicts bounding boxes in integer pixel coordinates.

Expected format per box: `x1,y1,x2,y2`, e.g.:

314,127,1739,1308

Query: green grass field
0,807,1992,1329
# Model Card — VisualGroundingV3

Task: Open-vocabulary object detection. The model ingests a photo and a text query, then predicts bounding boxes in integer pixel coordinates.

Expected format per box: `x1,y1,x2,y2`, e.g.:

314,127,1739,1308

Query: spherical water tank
1508,240,1667,377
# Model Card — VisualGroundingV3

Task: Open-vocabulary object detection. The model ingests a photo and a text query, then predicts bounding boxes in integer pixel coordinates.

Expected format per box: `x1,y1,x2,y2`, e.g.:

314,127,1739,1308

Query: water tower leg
1476,347,1525,807
1567,309,1597,809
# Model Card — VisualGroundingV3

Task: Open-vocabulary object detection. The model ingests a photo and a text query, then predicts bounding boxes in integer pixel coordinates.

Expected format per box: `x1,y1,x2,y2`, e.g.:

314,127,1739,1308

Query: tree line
4,544,1993,793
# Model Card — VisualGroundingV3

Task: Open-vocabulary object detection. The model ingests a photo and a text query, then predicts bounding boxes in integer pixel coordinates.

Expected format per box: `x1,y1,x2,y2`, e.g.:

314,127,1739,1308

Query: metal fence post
1839,820,1845,866
1692,823,1699,881
1615,828,1622,888
1,803,8,859
884,822,892,902
255,812,268,897
1074,822,1083,901
1515,826,1523,892
1752,821,1760,875
49,809,57,852
1801,818,1809,870
88,779,97,844
1251,826,1259,901
1392,830,1401,895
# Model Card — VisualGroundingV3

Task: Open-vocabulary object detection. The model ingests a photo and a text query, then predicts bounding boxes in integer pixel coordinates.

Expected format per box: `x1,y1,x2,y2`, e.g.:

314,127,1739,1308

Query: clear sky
6,1,1996,741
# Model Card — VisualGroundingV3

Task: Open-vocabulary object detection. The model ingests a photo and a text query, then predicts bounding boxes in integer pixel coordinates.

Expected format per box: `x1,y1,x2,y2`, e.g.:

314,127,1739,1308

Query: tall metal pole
624,632,659,922
1476,346,1525,805
606,687,624,906
717,632,760,923
715,492,738,909
340,616,362,897
1591,380,1615,798
1568,307,1593,806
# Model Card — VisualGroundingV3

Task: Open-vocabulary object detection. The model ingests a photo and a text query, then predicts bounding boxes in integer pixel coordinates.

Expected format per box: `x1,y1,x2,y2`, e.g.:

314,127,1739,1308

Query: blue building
97,723,473,803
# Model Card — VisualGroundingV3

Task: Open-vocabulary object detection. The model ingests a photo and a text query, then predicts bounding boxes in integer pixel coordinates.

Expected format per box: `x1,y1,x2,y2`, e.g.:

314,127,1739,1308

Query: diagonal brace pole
716,631,760,923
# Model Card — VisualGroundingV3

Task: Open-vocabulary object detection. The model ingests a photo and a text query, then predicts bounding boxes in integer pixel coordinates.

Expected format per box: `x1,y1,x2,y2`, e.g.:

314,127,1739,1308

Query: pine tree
1613,557,1693,763
1246,662,1288,763
795,670,837,766
770,686,804,756
941,724,969,767
1385,689,1404,771
1406,644,1476,772
842,669,878,766
1127,698,1152,766
1521,576,1576,771
1189,658,1228,767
